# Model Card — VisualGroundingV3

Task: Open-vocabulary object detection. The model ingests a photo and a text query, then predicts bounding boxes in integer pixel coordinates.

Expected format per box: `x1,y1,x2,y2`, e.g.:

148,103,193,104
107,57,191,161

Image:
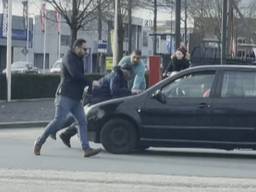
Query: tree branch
46,0,72,26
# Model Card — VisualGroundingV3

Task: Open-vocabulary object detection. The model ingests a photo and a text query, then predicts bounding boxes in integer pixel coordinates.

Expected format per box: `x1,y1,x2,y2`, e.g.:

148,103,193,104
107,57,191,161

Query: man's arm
118,56,131,68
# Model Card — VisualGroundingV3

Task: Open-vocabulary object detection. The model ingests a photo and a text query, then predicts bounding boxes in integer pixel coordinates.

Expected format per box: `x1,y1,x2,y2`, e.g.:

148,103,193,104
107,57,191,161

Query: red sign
40,3,46,32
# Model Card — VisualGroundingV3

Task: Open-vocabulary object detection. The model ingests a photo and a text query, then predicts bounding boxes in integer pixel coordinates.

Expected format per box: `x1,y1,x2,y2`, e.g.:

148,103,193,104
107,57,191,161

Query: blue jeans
37,96,90,150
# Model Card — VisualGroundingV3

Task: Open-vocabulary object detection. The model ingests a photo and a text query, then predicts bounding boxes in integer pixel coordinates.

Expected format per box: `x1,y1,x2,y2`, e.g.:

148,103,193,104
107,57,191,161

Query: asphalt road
1,128,256,191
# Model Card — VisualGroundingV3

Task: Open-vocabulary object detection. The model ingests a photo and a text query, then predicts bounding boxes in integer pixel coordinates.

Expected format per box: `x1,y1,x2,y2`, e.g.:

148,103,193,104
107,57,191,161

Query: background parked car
50,58,62,73
2,61,39,74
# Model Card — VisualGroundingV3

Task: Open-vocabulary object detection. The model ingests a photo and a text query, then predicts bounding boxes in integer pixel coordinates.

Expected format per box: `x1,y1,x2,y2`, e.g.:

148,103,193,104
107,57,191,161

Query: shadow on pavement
135,148,256,160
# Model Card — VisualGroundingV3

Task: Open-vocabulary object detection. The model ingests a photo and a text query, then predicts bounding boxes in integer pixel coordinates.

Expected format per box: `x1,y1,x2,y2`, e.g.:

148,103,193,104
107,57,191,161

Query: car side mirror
152,89,166,104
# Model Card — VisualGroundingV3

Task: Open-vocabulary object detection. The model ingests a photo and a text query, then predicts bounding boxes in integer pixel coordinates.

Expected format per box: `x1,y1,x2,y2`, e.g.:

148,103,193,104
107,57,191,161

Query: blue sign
98,40,107,53
0,28,32,41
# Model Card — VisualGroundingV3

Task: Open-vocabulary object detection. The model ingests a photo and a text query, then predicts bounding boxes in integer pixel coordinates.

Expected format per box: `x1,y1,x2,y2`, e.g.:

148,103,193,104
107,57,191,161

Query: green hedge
0,73,103,100
0,73,150,100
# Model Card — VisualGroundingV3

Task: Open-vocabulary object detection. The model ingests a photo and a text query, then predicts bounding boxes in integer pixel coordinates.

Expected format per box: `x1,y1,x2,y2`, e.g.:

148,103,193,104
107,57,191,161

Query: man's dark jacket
89,66,131,104
57,50,91,101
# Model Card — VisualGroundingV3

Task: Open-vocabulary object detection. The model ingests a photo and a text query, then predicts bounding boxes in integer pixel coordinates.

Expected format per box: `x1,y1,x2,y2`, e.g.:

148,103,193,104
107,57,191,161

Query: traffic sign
98,40,107,53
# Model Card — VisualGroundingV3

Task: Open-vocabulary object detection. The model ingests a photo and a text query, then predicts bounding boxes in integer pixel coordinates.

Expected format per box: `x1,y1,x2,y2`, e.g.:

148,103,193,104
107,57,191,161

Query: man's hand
92,80,100,88
131,89,142,95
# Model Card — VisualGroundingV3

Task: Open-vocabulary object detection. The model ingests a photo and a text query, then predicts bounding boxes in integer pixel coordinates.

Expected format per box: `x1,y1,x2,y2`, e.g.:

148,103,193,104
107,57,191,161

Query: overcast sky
0,0,173,21
0,0,255,21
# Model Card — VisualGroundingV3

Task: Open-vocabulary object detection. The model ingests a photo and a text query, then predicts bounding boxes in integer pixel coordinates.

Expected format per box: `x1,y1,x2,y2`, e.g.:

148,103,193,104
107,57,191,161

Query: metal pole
227,0,233,57
184,0,188,47
97,0,103,72
128,0,132,54
43,15,47,73
26,12,29,62
6,0,12,102
221,0,228,65
99,53,103,73
153,0,157,55
175,0,181,50
57,11,61,59
113,0,120,66
57,32,60,59
170,4,173,54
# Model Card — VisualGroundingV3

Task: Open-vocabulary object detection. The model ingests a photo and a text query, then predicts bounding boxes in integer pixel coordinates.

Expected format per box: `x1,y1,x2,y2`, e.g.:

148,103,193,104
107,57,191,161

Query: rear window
221,71,256,97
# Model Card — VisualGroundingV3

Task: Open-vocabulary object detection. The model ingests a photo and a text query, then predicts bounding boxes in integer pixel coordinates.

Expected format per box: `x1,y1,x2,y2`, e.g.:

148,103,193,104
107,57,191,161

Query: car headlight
84,105,105,120
84,104,92,115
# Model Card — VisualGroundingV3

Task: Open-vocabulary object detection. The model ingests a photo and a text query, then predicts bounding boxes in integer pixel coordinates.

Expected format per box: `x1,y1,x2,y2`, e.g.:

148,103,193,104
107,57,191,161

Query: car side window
221,71,256,97
162,71,215,98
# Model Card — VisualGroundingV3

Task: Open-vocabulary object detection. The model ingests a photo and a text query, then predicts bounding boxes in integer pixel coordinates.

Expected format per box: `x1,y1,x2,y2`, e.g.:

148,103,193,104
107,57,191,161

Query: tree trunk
70,0,78,47
118,24,124,60
128,0,132,54
117,10,123,61
97,0,102,41
175,0,181,50
70,27,78,47
97,0,103,73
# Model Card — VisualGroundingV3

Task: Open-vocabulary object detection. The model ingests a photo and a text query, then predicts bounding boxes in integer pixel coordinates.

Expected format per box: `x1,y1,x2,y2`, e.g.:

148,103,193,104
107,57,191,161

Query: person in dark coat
163,46,190,77
90,65,132,103
51,65,132,148
33,39,101,157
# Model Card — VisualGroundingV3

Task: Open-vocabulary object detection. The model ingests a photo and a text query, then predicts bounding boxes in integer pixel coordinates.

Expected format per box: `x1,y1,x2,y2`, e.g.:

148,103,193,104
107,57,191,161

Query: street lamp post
221,0,228,65
113,0,120,66
6,0,13,102
153,0,157,55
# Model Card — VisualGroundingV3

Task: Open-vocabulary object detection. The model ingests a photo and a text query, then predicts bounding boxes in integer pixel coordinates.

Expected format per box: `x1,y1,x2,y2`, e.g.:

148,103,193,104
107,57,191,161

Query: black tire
100,118,137,154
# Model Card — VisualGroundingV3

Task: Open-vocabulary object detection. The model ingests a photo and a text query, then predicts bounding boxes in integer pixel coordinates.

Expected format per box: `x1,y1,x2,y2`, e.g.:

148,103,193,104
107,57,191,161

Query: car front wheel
100,118,137,154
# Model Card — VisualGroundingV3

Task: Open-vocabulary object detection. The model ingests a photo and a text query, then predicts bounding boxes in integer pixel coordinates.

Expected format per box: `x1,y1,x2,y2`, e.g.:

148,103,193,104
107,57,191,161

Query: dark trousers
37,96,90,150
61,121,78,138
59,95,110,139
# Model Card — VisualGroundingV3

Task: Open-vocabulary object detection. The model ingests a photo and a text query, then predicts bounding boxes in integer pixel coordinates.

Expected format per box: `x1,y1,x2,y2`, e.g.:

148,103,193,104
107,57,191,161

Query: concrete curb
0,121,49,129
0,98,54,103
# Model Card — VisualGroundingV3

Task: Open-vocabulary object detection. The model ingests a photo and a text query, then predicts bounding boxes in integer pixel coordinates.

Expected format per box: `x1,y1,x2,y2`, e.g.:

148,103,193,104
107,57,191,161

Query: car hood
84,94,145,116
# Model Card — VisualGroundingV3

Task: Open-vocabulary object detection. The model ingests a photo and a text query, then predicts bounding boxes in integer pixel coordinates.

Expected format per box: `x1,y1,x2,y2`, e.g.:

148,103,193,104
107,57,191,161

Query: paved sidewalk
0,99,54,128
1,169,256,192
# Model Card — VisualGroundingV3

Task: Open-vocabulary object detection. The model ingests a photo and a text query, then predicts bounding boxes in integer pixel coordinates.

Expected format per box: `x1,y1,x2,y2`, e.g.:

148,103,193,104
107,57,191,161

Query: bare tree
187,0,222,42
45,0,111,46
239,0,256,18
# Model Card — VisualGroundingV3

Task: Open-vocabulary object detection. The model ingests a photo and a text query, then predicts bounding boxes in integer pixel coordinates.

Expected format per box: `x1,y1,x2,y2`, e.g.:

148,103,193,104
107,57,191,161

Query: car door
210,69,256,143
139,70,217,143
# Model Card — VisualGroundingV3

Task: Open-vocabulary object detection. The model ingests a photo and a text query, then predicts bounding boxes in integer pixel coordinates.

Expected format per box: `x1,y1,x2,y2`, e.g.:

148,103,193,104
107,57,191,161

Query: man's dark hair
72,39,86,49
133,50,142,56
